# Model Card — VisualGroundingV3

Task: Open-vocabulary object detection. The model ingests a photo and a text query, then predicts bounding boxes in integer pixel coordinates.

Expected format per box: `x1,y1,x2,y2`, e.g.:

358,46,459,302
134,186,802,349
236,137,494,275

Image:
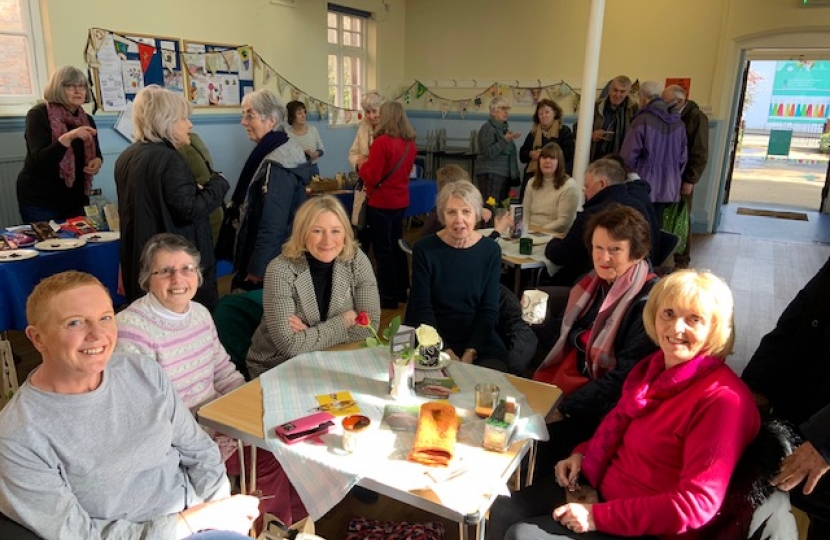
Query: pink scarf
47,103,96,195
535,259,653,381
581,351,725,488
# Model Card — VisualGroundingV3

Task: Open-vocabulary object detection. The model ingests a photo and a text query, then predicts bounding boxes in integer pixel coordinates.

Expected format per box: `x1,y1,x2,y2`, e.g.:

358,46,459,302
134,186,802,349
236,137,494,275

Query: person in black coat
115,85,228,311
519,99,575,196
742,256,830,539
16,66,103,223
544,158,659,286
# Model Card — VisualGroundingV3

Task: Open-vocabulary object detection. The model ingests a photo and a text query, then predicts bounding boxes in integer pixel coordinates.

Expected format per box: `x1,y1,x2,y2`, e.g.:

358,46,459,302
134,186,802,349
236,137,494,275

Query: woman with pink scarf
16,66,102,223
489,270,760,540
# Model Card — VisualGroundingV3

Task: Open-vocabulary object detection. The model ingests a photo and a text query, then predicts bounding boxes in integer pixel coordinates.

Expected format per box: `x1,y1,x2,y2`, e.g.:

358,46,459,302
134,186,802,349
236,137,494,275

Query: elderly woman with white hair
475,96,522,205
229,88,315,291
115,85,229,310
348,90,385,171
405,180,508,370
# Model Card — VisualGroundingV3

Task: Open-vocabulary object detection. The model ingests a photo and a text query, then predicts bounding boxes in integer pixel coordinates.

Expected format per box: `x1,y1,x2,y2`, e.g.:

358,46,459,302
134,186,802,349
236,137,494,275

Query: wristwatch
489,231,501,242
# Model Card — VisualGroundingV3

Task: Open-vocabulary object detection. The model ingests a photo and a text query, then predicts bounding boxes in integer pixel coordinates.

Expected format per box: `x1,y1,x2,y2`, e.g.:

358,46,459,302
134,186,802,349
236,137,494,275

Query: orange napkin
407,402,459,466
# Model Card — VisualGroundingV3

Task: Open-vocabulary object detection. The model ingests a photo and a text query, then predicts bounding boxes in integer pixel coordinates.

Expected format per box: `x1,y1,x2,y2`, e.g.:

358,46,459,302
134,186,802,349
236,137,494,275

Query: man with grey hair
621,80,687,224
579,75,639,162
662,84,709,268
544,158,659,286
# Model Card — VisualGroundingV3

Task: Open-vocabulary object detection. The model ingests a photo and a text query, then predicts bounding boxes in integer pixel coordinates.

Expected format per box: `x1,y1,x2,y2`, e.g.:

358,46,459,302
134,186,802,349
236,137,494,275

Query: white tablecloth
260,347,548,520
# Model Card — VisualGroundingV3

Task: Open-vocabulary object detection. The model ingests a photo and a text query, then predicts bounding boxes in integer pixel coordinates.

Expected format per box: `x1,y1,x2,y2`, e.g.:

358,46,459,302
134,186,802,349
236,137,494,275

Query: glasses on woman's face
64,84,87,92
241,111,264,122
150,264,198,279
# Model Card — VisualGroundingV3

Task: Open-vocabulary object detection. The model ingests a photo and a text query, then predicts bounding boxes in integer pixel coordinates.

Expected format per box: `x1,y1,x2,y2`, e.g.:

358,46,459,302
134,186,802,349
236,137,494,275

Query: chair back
212,289,265,380
655,229,680,267
1,340,18,410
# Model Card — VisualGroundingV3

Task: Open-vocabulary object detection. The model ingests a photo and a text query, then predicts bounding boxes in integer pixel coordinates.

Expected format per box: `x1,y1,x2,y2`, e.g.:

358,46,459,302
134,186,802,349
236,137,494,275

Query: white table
198,343,561,540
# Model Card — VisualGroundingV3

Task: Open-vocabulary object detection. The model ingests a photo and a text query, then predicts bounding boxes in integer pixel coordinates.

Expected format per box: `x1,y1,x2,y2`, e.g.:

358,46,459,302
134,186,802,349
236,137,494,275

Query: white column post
573,0,606,186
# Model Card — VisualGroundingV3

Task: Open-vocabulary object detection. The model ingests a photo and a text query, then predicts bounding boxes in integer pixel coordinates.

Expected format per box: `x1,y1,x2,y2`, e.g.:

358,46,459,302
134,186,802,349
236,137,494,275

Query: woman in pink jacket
490,270,760,540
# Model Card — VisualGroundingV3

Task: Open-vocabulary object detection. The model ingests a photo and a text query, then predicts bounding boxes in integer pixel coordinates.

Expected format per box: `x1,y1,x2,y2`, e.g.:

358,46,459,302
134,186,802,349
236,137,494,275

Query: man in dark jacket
576,75,639,162
663,85,709,268
544,159,659,286
621,81,688,224
742,256,830,540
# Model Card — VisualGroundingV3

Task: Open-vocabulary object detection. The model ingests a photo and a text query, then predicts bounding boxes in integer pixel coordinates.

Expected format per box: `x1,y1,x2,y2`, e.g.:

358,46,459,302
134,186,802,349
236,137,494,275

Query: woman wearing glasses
16,66,103,223
115,85,228,310
226,89,314,292
116,233,306,529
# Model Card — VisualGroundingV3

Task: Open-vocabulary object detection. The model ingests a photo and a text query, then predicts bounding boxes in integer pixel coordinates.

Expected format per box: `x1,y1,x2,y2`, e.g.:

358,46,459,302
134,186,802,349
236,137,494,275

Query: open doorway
718,50,830,242
723,59,830,213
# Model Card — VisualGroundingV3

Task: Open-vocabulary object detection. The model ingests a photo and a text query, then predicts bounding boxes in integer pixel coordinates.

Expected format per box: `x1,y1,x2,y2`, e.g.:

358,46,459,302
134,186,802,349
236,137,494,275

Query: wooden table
198,342,561,540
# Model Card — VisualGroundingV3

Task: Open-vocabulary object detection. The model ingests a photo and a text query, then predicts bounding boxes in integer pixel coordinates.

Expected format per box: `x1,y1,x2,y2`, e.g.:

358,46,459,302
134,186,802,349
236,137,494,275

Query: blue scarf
230,130,287,205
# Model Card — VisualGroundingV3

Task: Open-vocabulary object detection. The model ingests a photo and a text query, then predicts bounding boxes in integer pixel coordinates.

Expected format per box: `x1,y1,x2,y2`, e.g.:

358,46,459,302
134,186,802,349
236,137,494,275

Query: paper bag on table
407,402,459,467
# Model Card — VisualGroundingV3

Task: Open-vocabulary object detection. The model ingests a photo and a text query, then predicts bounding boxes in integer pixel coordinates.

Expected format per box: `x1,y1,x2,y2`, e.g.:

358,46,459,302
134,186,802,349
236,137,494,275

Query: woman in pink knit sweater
115,233,306,530
489,270,760,540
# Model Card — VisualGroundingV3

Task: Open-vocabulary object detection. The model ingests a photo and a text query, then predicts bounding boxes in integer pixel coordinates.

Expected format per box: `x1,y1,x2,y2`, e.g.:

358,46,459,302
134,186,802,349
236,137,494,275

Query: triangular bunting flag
138,42,155,73
439,99,451,118
416,83,427,99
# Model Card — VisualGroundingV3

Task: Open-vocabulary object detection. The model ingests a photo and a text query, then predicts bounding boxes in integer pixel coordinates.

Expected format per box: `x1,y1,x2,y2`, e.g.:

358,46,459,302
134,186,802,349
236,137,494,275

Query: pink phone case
274,411,335,444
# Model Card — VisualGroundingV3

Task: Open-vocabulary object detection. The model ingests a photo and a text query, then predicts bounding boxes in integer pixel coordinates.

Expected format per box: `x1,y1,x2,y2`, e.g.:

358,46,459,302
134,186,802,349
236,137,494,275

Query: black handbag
350,141,414,231
214,201,239,262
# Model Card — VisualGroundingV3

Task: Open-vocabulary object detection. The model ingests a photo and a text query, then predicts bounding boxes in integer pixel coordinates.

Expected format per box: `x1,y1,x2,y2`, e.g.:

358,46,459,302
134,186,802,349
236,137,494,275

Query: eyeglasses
241,111,264,121
64,84,87,91
60,315,115,333
150,264,199,278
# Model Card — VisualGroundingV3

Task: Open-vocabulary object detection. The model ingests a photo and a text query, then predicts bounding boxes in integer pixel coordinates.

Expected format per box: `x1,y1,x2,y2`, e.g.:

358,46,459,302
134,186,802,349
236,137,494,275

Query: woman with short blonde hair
115,85,229,309
132,85,192,146
246,195,380,378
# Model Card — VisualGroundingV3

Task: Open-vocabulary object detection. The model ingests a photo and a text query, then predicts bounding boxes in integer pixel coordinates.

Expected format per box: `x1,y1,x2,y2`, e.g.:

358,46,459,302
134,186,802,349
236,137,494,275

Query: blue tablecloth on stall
0,240,124,332
333,179,438,218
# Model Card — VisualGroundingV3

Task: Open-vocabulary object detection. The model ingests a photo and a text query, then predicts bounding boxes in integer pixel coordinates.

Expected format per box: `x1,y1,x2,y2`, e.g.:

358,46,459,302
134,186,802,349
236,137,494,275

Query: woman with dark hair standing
519,98,575,193
286,100,325,177
359,101,417,309
16,66,103,223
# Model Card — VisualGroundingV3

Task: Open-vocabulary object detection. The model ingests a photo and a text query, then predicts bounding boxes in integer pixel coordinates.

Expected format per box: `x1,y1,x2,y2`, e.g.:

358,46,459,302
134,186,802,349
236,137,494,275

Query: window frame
0,0,49,113
327,5,368,117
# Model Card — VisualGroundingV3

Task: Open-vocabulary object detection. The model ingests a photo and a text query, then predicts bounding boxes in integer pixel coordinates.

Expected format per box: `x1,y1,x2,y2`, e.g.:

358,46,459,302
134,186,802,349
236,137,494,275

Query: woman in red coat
358,101,416,309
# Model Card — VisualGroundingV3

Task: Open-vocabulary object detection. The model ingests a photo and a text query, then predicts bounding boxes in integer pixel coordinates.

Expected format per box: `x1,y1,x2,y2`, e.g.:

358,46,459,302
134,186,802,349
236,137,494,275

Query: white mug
521,289,549,325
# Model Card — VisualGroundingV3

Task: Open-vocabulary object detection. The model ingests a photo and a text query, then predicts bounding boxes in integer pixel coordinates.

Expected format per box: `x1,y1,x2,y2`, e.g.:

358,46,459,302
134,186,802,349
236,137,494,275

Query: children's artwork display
85,29,254,111
86,29,183,112
182,41,254,107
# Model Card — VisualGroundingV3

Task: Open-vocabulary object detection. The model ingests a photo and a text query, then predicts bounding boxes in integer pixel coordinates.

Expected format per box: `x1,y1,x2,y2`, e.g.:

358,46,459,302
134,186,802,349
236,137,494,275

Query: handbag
214,200,239,262
351,141,414,231
662,198,689,253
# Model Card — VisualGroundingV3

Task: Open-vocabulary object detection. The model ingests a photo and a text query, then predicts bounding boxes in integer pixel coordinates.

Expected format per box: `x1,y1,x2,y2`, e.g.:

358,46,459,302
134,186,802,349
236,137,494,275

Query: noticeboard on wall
181,41,255,107
87,29,184,112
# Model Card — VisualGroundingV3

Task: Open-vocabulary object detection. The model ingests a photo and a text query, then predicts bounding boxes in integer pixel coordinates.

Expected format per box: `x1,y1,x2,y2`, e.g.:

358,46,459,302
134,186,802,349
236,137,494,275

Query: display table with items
0,226,123,332
198,342,561,540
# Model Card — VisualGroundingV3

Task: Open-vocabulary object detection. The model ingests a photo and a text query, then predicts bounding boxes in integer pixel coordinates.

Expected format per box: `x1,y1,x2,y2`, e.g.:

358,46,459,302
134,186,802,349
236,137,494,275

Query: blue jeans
18,204,83,224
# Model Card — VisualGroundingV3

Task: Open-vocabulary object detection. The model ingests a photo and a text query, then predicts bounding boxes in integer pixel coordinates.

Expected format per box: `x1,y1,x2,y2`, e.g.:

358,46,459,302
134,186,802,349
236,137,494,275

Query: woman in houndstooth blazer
246,195,381,379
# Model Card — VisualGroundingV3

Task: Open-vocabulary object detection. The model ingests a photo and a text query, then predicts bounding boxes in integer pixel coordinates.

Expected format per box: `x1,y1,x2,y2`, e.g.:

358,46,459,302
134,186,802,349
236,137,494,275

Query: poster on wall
768,60,830,125
182,41,254,107
665,77,691,99
86,29,184,112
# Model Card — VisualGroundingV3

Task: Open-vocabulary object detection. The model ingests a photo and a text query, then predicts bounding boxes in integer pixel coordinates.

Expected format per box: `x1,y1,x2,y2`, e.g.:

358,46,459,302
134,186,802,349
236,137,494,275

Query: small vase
388,356,414,400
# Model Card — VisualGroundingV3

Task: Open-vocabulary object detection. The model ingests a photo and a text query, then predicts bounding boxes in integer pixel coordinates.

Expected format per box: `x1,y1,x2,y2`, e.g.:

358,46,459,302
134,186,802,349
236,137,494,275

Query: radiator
0,158,23,229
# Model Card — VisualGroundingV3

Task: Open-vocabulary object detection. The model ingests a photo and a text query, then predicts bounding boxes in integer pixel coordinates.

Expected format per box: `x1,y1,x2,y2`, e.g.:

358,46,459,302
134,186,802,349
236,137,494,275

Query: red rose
355,311,370,327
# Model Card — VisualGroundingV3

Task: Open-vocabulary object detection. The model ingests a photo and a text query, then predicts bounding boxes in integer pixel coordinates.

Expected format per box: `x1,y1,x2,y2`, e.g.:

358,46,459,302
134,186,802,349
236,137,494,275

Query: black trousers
367,206,409,307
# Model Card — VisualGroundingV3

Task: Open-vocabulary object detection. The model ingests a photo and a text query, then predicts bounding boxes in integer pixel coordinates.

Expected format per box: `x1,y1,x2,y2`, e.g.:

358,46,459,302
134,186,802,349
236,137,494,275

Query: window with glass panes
327,5,368,113
0,0,46,107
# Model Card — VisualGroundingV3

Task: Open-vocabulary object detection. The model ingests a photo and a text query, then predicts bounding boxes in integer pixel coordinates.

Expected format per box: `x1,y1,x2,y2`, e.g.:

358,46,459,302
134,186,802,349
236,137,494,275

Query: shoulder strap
368,140,414,197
